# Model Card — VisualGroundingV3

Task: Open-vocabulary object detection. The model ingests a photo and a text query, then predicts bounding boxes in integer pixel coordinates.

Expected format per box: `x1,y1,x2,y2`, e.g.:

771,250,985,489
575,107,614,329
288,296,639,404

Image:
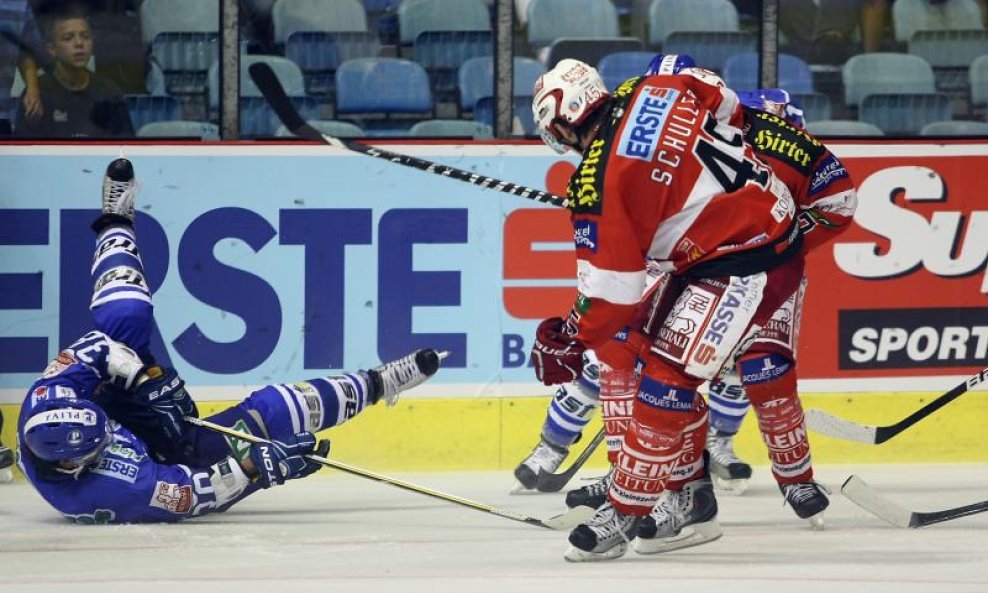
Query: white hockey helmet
532,59,610,154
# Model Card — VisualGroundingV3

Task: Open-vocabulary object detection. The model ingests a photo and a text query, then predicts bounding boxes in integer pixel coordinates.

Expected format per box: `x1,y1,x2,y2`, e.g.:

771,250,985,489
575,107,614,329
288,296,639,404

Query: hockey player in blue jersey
17,157,445,523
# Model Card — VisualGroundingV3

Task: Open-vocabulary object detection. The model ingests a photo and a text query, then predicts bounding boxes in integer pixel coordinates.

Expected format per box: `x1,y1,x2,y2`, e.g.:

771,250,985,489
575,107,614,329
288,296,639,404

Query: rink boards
0,141,986,470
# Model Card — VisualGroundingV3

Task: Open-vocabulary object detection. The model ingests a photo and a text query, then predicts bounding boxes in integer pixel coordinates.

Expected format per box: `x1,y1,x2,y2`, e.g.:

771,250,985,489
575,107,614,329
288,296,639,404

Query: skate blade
0,467,11,484
808,513,826,530
437,350,451,361
564,542,629,562
633,519,723,555
542,505,597,530
712,475,749,496
509,481,542,495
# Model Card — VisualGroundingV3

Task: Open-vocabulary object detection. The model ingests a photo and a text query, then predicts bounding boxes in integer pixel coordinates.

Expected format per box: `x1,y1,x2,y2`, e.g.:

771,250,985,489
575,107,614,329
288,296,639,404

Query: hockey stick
185,416,594,530
805,367,988,444
247,62,571,208
535,427,605,492
842,475,988,528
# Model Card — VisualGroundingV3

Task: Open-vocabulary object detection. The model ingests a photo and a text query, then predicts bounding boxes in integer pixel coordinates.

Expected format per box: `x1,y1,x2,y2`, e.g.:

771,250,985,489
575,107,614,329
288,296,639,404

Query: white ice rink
2,464,987,593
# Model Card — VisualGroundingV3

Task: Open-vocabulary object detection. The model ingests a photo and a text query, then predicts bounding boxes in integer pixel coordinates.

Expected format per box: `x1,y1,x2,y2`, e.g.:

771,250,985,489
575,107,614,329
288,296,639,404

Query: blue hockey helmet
23,397,110,467
737,88,806,128
645,54,698,76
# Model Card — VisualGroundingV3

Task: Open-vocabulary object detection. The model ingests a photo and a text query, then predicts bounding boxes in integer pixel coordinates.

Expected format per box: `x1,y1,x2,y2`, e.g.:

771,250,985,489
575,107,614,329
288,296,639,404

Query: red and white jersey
742,107,857,253
564,71,800,349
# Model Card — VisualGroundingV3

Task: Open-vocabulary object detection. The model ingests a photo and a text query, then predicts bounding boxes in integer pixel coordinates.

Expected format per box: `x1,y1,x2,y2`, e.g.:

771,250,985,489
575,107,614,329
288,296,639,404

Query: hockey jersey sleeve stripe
576,260,645,305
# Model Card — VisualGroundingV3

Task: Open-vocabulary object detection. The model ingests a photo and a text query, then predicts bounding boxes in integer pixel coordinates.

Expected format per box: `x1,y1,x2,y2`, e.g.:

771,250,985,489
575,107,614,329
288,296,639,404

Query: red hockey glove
531,317,586,386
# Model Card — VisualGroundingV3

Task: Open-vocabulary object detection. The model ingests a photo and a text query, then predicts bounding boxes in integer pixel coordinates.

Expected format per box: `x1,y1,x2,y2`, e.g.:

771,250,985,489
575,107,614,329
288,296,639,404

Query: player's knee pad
541,378,600,449
736,352,796,406
706,368,750,435
598,365,637,463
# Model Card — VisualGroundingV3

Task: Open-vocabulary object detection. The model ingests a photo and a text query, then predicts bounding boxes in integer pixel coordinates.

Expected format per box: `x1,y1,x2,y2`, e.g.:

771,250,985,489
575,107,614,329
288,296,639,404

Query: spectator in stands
16,4,133,138
780,0,889,64
1,0,45,135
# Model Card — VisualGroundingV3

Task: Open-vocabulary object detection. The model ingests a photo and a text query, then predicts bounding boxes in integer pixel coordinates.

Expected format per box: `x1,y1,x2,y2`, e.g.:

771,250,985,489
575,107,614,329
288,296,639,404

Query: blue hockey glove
248,432,329,489
132,366,199,443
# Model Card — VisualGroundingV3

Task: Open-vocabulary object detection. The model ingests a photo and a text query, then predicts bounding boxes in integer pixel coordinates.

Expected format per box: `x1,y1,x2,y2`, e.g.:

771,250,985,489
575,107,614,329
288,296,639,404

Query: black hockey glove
248,432,330,489
132,366,199,444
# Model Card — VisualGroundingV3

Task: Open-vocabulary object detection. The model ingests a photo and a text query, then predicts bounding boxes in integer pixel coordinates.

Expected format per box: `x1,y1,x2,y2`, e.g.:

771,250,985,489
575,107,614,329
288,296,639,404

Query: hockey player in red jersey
529,59,810,561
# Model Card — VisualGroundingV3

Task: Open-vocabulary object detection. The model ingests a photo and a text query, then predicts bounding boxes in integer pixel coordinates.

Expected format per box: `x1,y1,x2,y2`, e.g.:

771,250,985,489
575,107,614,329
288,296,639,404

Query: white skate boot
513,439,567,491
565,501,641,562
635,474,722,554
707,428,752,495
368,349,445,406
103,157,138,221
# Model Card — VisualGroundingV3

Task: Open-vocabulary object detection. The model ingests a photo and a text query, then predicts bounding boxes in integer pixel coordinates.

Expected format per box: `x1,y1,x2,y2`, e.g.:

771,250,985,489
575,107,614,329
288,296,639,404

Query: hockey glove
531,316,587,386
248,432,329,489
132,366,199,444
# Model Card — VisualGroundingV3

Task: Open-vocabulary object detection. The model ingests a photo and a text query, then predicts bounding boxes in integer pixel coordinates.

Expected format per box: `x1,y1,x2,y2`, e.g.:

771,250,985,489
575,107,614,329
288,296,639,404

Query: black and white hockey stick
535,427,605,492
247,62,571,208
805,367,988,444
185,416,594,530
842,475,988,528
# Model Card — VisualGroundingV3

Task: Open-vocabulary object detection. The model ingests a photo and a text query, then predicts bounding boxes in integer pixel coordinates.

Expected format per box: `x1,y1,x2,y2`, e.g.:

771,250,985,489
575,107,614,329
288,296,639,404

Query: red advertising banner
506,143,988,387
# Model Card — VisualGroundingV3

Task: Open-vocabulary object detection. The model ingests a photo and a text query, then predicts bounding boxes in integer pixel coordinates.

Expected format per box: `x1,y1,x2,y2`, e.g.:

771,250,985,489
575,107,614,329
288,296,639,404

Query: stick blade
540,505,596,531
841,475,914,528
805,408,879,444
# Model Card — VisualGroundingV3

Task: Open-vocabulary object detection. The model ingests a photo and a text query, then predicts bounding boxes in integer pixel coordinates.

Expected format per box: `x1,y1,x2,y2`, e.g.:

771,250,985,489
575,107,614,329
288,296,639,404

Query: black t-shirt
16,72,134,138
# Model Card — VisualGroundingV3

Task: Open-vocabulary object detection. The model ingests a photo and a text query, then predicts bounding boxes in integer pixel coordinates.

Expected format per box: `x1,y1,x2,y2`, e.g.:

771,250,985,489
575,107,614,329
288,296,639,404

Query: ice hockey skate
565,501,641,562
102,157,138,221
781,481,830,529
512,438,567,492
707,428,753,495
564,467,612,509
635,473,722,554
368,349,447,406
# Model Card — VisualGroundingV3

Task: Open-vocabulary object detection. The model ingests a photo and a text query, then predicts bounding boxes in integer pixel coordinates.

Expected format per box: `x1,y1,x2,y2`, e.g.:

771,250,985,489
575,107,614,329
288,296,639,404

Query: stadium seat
473,96,536,135
805,119,885,136
722,52,815,93
284,31,381,96
648,0,740,46
970,55,988,106
662,32,756,73
149,32,219,96
137,120,220,139
336,58,433,132
409,119,494,138
458,56,545,112
597,51,654,90
791,92,832,123
859,93,952,134
544,37,644,69
125,94,183,131
275,119,367,137
843,53,936,106
272,0,369,45
526,0,619,49
893,0,983,44
920,119,988,135
139,0,219,47
240,96,324,137
398,0,491,45
208,55,307,115
414,30,493,98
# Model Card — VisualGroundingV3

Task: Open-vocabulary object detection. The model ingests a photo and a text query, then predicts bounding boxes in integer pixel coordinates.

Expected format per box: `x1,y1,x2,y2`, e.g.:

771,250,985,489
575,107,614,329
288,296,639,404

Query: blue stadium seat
409,119,494,138
139,0,219,47
859,93,952,134
791,92,832,123
150,32,219,96
662,32,755,72
920,119,988,135
597,51,654,90
137,120,220,139
805,119,885,136
526,0,619,48
545,37,644,69
398,0,491,45
843,53,936,106
893,0,983,43
240,96,324,137
970,55,988,106
125,94,183,131
275,119,367,137
284,31,381,96
414,30,493,98
648,0,740,46
458,56,545,112
208,55,307,115
473,96,536,135
722,52,815,93
335,57,433,123
272,0,369,45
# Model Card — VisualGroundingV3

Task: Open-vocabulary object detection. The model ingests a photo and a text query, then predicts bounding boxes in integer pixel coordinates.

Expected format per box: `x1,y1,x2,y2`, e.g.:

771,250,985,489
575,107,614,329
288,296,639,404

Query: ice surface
2,464,987,593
